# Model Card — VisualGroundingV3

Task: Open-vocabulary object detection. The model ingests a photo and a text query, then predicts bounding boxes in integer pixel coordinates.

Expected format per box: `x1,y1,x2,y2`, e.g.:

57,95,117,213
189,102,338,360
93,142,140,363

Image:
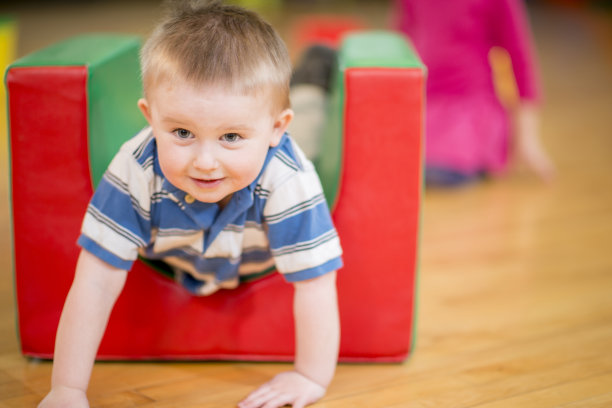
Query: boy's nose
193,144,219,171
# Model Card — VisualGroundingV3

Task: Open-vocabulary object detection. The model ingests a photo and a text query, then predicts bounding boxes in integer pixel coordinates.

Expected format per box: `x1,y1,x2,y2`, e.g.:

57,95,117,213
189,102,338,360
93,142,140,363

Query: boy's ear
271,108,294,147
137,98,152,124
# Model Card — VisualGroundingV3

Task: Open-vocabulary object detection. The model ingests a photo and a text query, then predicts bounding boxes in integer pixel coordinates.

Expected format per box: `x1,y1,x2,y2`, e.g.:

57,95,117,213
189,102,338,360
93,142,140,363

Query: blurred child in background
394,0,555,186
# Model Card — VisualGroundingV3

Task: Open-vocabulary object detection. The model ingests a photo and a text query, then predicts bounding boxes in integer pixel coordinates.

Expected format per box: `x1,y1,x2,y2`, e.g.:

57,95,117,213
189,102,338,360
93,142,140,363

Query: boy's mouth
191,177,224,188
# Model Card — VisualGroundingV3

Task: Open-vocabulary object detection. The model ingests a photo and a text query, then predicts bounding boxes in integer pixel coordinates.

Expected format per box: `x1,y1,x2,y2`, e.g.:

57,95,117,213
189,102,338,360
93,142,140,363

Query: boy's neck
217,194,233,210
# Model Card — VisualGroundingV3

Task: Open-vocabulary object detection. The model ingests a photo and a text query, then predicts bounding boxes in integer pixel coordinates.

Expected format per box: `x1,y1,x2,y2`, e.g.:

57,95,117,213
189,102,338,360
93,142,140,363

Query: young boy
38,1,343,407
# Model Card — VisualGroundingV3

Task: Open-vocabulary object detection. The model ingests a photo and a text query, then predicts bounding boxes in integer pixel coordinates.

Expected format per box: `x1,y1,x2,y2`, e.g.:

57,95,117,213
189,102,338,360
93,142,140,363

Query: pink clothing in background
395,0,542,174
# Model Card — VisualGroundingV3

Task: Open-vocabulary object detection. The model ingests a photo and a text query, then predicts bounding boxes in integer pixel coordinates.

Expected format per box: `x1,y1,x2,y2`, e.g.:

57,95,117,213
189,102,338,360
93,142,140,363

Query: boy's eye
222,133,242,143
173,128,193,139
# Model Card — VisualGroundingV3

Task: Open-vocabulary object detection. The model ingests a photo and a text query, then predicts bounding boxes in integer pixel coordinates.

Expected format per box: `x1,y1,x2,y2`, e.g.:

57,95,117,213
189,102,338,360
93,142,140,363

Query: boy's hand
239,271,339,408
238,370,325,408
38,385,89,408
39,250,126,408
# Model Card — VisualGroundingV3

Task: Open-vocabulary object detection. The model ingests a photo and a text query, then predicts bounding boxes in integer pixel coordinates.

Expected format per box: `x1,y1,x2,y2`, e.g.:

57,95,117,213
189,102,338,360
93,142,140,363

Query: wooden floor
1,1,612,407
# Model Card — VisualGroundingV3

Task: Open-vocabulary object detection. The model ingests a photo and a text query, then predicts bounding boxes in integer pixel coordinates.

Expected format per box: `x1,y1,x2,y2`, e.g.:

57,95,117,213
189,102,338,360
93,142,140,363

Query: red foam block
8,52,422,363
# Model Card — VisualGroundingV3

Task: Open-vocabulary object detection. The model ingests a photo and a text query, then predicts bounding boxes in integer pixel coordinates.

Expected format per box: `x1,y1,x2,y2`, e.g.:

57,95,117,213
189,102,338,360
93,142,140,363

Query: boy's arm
38,249,128,408
239,270,339,408
293,270,340,388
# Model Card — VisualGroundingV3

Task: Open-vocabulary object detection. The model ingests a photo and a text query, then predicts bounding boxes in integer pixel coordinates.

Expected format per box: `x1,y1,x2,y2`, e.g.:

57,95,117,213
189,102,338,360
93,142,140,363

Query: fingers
261,393,293,408
237,384,292,408
238,371,326,408
292,396,309,408
239,383,270,407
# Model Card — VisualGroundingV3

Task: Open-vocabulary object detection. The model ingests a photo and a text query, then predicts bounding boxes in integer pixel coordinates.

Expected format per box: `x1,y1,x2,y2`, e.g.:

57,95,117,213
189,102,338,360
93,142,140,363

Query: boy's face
138,78,293,205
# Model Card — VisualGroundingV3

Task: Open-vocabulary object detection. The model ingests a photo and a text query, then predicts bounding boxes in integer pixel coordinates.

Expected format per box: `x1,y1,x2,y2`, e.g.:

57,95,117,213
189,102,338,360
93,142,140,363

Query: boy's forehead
143,58,288,110
149,78,283,116
147,80,280,124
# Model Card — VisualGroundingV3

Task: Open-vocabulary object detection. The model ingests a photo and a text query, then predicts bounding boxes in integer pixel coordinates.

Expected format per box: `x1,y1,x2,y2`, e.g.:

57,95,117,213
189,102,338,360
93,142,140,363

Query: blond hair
141,0,291,111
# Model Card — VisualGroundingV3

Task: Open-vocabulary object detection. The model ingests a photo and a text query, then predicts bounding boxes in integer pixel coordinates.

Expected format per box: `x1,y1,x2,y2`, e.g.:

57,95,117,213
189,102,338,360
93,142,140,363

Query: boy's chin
185,190,233,207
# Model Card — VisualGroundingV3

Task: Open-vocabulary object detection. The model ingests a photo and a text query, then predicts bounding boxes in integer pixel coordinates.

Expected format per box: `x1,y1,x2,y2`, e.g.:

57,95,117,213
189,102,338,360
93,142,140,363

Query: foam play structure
7,31,424,362
291,15,366,55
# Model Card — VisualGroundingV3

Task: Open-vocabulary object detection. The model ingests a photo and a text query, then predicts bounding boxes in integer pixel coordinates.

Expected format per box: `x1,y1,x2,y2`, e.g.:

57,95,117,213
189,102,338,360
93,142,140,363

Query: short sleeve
263,164,343,282
78,146,153,270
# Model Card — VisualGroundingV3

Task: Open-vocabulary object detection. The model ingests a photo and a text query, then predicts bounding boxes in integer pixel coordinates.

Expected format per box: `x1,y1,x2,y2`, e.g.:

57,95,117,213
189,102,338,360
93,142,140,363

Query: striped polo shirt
78,128,343,296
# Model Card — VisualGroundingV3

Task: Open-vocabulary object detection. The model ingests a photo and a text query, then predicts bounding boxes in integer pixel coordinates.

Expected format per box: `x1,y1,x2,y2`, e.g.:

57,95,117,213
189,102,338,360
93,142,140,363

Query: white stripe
238,258,276,275
258,155,297,193
263,169,326,222
274,236,342,274
275,150,299,171
288,136,312,169
153,230,203,254
122,127,152,155
242,224,268,249
81,211,142,262
265,193,326,224
106,150,153,216
86,206,145,246
162,256,200,276
271,229,337,257
204,229,244,258
102,172,150,220
165,257,241,295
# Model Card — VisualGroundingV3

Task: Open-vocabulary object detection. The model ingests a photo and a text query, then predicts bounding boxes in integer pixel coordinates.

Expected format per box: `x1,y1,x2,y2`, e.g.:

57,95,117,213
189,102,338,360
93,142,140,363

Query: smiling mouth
191,177,224,188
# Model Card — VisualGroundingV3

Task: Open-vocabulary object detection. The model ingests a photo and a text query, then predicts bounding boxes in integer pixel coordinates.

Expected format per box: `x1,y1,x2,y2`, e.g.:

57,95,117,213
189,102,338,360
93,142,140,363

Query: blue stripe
271,229,338,257
154,199,219,231
267,201,337,250
176,271,210,295
197,257,240,281
265,193,326,224
101,172,150,219
89,181,150,246
241,248,272,263
86,207,146,248
282,257,343,282
78,236,134,270
133,131,155,165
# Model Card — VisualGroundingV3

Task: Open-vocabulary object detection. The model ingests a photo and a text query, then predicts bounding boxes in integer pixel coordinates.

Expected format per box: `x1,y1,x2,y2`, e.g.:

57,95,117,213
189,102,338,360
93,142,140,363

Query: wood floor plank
558,391,612,408
319,324,612,407
470,373,612,408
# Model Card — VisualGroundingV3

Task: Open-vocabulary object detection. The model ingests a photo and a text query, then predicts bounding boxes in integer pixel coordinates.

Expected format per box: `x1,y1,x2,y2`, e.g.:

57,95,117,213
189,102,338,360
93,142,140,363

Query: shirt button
185,194,195,204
